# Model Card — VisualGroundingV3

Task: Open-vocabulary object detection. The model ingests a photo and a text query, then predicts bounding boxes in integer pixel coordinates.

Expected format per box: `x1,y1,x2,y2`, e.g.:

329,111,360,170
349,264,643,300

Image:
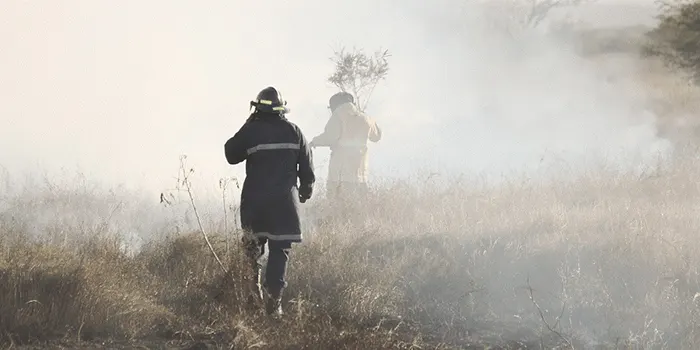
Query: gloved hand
299,186,312,203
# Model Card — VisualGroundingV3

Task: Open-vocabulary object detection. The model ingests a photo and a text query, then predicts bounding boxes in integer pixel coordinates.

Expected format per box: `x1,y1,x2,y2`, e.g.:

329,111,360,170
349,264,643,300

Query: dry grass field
3,3,700,350
3,140,700,349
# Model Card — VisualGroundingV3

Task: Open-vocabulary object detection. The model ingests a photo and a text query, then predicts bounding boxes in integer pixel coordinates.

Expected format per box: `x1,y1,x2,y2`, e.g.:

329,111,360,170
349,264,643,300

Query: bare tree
474,0,595,36
523,0,595,28
327,47,390,112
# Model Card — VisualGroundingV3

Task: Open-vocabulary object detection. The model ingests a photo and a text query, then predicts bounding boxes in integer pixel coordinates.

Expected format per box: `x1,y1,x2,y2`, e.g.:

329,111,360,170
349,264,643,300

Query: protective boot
265,288,284,317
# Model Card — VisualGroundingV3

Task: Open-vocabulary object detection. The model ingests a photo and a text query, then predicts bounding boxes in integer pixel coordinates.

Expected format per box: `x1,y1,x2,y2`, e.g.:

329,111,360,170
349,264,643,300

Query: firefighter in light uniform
224,86,315,316
310,92,382,200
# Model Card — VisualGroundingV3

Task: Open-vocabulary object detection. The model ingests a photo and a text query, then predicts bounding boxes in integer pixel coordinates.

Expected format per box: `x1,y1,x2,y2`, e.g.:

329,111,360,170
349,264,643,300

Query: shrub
645,1,700,81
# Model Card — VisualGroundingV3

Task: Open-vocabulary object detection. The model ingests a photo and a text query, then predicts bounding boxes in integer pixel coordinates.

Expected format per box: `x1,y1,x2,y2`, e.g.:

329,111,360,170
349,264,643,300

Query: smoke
1,2,693,346
363,0,672,183
0,0,669,193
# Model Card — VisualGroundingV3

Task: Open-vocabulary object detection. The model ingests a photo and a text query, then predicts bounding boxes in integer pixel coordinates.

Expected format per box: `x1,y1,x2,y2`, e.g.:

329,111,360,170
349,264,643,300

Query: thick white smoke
0,0,667,193
363,0,671,184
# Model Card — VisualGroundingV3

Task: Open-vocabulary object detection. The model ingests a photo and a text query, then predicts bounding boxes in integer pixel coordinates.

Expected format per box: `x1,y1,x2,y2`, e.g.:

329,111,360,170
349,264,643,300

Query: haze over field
6,1,700,349
0,0,668,195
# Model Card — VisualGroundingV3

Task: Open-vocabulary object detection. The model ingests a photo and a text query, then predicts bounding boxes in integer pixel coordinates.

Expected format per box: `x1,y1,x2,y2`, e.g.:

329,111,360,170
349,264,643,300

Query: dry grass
2,143,700,349
3,15,700,350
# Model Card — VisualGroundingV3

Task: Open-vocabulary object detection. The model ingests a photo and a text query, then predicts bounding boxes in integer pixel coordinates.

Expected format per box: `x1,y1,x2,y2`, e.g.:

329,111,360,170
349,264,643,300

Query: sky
0,0,668,197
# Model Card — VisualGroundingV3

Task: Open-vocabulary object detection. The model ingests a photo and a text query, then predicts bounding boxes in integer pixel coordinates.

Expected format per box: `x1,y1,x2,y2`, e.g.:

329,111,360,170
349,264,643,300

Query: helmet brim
250,101,290,114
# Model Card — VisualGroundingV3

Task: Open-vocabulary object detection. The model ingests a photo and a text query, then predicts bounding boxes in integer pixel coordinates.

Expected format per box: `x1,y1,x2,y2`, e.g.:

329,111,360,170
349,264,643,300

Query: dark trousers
244,237,292,298
326,181,369,202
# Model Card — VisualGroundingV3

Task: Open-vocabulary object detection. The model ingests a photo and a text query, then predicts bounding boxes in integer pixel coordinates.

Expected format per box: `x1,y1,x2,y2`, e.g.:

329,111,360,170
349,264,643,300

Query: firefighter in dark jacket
224,86,315,316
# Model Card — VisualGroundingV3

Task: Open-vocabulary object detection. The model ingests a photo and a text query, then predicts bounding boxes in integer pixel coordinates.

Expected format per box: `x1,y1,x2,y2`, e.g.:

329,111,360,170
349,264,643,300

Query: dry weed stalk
526,276,573,348
218,176,240,261
175,155,229,277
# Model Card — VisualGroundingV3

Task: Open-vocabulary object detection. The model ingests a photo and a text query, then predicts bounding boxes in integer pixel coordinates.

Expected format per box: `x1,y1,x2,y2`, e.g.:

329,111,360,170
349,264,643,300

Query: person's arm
368,119,382,143
224,124,249,165
310,115,342,147
297,128,315,202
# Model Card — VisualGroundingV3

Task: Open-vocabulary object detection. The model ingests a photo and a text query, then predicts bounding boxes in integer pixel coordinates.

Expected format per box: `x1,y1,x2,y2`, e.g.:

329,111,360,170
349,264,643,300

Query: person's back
227,113,312,201
333,102,381,150
311,92,381,199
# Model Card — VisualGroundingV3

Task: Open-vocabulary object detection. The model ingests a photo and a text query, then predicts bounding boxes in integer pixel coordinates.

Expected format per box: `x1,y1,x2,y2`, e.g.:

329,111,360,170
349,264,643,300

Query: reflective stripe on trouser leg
254,232,302,241
264,240,291,298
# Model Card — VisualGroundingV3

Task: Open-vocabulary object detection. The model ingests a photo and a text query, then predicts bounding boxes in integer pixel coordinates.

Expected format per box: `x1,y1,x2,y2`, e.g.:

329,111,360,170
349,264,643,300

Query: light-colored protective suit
310,101,381,199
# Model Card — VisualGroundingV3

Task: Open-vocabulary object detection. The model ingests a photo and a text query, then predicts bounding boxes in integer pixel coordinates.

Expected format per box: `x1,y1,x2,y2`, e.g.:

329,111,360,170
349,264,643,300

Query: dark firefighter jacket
224,112,315,242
